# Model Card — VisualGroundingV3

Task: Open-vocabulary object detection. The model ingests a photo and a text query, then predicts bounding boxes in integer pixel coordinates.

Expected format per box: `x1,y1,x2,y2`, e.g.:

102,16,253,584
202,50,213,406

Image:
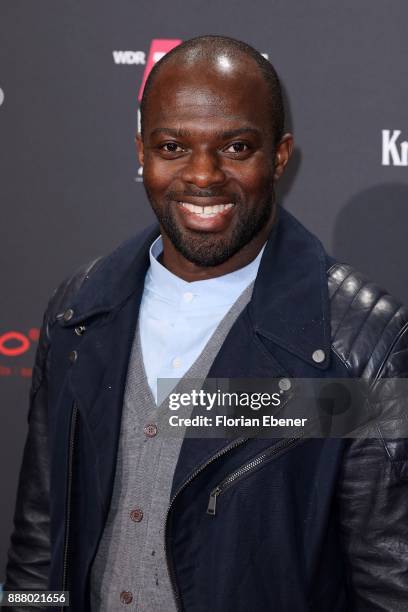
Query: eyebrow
149,127,262,140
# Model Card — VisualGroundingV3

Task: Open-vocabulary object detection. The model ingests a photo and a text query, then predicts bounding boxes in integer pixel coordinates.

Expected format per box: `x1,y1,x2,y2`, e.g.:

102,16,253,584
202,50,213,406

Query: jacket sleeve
4,304,52,598
336,326,408,612
4,259,101,601
4,304,53,591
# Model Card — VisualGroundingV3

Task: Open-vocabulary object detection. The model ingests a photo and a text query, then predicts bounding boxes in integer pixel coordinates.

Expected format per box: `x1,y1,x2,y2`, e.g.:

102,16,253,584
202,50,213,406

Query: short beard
146,190,274,267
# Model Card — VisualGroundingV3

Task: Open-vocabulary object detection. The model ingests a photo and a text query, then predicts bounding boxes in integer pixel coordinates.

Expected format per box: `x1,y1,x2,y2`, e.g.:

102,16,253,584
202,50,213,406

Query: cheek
143,151,178,192
233,163,274,198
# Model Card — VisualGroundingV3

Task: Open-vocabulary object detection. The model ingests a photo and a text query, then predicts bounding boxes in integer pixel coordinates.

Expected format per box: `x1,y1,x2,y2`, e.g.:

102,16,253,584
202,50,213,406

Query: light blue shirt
139,236,265,402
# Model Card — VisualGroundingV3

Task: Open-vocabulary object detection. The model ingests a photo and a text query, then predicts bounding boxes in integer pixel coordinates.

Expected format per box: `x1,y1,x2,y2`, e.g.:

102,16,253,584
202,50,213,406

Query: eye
160,142,185,154
224,142,250,155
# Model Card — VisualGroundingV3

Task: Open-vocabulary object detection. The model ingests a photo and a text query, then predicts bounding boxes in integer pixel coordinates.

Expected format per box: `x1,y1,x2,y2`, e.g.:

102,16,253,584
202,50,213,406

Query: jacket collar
63,224,160,322
249,207,331,369
61,207,331,369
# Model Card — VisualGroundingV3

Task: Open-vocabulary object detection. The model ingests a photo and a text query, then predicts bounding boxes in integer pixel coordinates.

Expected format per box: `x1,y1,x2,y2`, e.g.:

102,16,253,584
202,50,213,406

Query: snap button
75,325,86,336
68,350,78,364
278,378,291,392
312,349,325,363
63,308,74,322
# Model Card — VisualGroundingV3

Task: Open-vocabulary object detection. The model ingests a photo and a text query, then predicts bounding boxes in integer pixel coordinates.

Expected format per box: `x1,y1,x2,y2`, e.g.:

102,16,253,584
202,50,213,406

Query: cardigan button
144,423,158,438
130,507,144,523
120,591,133,605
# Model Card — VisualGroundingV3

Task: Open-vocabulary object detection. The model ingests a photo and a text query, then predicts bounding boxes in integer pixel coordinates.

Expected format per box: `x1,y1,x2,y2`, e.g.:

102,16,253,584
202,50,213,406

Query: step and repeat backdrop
0,0,407,582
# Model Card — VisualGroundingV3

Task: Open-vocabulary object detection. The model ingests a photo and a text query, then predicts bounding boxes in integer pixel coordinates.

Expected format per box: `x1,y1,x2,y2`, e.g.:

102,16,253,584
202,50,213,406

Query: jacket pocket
206,437,304,516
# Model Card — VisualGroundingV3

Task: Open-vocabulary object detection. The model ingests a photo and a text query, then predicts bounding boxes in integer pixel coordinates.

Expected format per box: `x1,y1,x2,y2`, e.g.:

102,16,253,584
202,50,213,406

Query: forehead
143,58,272,135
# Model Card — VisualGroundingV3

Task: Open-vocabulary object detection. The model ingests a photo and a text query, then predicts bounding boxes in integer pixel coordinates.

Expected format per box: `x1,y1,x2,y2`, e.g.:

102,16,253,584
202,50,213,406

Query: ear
135,133,144,166
273,133,294,181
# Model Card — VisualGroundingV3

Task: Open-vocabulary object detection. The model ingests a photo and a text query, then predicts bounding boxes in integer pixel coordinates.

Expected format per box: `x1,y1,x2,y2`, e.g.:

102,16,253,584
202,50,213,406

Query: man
5,35,408,611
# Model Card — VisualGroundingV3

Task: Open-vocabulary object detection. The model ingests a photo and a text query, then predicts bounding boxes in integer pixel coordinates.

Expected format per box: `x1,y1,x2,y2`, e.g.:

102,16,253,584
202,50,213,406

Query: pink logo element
0,332,30,357
138,39,182,101
0,328,39,357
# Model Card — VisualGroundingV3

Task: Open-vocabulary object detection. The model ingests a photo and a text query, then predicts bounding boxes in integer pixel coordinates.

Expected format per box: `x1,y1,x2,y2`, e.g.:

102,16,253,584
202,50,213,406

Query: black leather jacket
4,217,408,611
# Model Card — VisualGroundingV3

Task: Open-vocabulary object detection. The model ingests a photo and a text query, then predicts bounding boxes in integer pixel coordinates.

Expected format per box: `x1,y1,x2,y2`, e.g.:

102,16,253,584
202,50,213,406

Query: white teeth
179,202,234,216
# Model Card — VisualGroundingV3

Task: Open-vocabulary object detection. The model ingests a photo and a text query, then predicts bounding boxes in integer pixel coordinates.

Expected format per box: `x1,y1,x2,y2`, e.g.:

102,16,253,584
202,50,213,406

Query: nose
180,150,226,189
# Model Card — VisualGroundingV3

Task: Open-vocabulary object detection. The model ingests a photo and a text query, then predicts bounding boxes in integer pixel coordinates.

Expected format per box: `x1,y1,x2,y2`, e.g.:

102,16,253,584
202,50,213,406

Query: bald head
140,35,285,144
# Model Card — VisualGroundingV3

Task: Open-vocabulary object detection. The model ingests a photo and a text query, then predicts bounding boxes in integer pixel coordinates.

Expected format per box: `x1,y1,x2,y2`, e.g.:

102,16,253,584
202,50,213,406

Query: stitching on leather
385,347,408,360
331,274,366,340
328,265,354,306
342,288,388,363
360,304,403,380
376,420,408,466
374,320,408,382
326,262,340,276
330,344,353,374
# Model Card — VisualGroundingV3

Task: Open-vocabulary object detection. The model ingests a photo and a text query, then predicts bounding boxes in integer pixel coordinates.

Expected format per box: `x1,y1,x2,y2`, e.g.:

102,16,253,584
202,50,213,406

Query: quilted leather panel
328,264,408,382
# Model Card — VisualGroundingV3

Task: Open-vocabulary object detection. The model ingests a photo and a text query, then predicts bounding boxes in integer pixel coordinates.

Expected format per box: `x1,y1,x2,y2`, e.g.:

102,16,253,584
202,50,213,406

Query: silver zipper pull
207,487,221,516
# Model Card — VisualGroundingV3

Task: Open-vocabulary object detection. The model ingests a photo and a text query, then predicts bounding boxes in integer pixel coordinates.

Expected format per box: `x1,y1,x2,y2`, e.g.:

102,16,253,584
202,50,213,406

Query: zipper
207,437,303,516
164,436,249,611
61,403,78,610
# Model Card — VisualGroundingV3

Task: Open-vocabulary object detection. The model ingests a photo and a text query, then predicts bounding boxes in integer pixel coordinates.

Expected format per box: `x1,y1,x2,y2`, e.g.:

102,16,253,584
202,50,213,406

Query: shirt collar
146,235,266,306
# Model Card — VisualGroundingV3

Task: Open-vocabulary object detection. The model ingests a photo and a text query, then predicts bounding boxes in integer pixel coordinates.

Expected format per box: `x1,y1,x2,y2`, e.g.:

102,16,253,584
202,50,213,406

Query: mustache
166,189,239,201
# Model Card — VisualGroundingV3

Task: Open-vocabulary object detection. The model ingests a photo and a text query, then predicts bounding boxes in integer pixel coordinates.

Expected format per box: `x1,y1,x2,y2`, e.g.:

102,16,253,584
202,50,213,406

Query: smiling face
137,53,293,280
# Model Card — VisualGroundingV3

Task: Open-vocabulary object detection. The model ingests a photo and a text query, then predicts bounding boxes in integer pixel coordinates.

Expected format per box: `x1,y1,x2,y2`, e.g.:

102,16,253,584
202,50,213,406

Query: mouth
173,198,236,232
177,202,235,218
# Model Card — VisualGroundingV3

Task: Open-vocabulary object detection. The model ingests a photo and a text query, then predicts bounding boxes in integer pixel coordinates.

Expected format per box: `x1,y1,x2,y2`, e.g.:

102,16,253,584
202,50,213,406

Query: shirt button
144,423,158,438
172,357,182,369
130,507,144,522
183,292,194,302
120,591,133,605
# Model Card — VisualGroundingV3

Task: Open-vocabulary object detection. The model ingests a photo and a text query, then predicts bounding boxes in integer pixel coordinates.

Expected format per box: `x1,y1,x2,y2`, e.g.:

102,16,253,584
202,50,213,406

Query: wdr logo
112,51,146,65
112,39,182,100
